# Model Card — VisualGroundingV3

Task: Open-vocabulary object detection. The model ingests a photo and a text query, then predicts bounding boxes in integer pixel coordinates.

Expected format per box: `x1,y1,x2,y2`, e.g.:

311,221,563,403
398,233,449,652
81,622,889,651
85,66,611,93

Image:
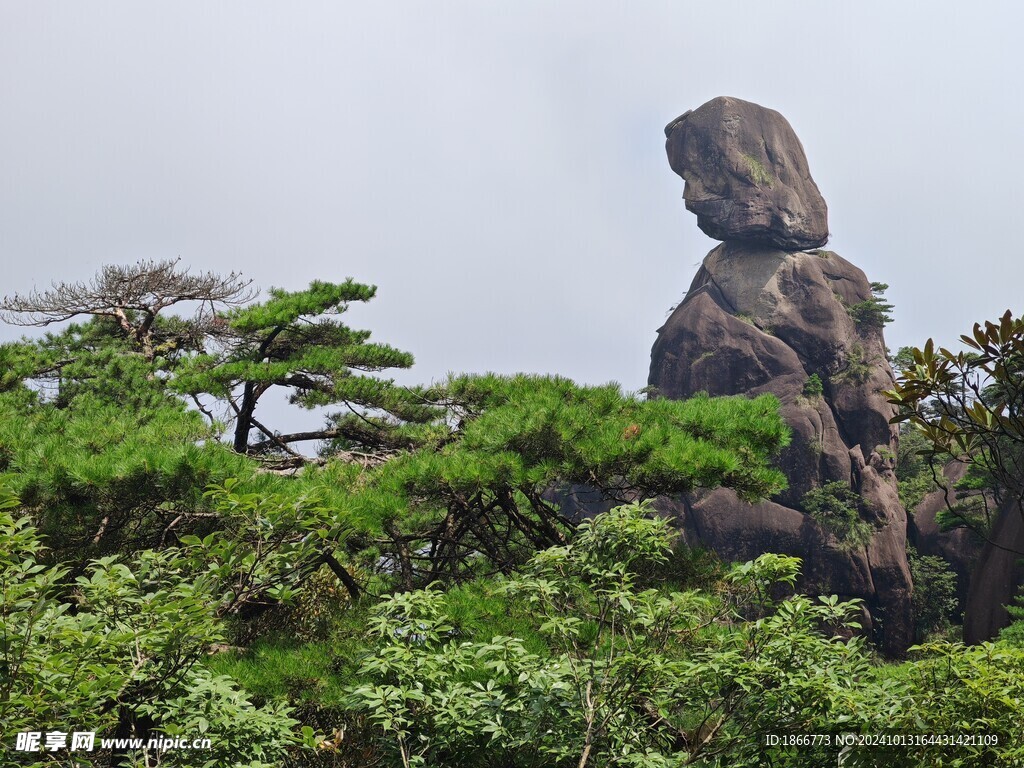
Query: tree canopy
888,310,1024,539
172,279,436,457
0,259,253,362
7,261,1020,766
349,373,789,585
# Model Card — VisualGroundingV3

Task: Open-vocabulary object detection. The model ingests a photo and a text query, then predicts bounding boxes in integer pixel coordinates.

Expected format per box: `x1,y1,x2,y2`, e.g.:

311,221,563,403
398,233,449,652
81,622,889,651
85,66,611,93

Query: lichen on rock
665,96,829,251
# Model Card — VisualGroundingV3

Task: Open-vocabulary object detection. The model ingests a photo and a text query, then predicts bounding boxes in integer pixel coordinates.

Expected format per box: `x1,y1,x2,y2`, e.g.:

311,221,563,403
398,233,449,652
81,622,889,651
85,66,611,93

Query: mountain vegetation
2,262,1023,766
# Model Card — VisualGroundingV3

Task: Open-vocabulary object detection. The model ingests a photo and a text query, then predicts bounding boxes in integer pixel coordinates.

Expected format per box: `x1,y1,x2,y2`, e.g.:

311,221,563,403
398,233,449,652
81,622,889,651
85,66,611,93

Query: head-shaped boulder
665,96,829,251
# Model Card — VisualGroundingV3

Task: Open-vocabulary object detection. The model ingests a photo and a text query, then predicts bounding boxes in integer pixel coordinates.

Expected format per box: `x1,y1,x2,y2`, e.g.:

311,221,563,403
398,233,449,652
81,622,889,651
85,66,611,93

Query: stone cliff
650,96,914,655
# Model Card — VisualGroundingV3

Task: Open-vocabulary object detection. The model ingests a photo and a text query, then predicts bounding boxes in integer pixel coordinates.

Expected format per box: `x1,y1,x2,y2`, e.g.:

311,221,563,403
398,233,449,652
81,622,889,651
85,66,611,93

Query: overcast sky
3,3,1022,415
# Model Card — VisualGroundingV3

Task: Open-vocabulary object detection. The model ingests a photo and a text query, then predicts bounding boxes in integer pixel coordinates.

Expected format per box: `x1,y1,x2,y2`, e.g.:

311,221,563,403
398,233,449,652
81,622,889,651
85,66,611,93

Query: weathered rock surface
650,245,911,653
963,498,1024,643
665,96,829,250
907,462,979,607
908,462,1020,643
651,98,914,654
651,243,897,504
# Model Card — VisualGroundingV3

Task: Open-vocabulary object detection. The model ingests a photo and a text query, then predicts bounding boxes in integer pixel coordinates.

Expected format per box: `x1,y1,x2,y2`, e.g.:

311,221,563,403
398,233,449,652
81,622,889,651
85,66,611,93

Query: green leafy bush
849,643,1024,767
836,343,874,384
999,586,1024,647
907,546,960,640
847,282,894,329
178,479,355,615
347,502,869,767
802,373,824,398
350,375,790,586
928,466,999,535
801,482,874,549
895,427,937,511
0,483,304,768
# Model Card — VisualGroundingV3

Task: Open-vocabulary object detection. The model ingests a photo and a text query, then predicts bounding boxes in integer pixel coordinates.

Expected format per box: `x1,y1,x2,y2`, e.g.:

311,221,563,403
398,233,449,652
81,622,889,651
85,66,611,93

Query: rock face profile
665,96,829,251
651,97,913,655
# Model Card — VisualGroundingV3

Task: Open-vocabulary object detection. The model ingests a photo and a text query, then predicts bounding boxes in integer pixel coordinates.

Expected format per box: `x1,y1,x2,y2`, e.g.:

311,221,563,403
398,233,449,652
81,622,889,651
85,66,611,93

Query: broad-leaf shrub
801,481,874,550
842,642,1024,768
347,503,869,767
0,483,302,767
178,480,352,616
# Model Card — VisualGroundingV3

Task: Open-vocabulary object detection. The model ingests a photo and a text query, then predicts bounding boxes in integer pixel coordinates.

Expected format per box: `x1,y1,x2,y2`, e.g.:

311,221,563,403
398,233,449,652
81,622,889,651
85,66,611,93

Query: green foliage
25,264,1024,765
347,502,870,768
1000,589,1024,647
742,153,773,187
999,620,1024,647
996,574,1024,648
0,317,180,410
847,643,1024,767
807,435,823,458
888,312,1024,538
888,313,1024,473
932,465,997,534
0,299,793,605
0,483,302,767
802,372,824,398
801,482,874,550
403,375,789,502
889,345,917,372
0,387,256,566
207,640,349,703
177,479,355,616
172,279,436,455
0,345,366,593
354,375,790,583
847,281,895,329
899,471,936,515
285,565,357,642
836,342,874,384
907,546,960,640
895,426,937,511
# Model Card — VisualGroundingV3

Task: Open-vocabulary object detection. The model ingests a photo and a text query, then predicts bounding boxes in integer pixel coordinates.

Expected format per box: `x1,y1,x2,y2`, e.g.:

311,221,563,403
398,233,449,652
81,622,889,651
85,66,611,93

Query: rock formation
650,96,914,655
962,498,1024,643
908,463,1021,644
664,97,828,251
906,463,978,611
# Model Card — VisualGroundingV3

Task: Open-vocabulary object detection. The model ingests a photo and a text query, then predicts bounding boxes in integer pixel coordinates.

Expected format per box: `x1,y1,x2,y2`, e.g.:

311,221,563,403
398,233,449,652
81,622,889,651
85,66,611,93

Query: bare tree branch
1,259,255,361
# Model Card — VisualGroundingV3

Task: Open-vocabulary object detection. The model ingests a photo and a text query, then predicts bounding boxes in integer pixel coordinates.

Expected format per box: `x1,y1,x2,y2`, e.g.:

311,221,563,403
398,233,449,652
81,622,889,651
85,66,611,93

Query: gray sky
3,3,1022,412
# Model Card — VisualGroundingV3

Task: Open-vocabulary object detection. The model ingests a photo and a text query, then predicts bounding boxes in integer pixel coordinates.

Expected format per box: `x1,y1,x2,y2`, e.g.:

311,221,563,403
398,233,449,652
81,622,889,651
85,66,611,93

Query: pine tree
0,259,252,361
350,373,791,585
173,280,438,458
